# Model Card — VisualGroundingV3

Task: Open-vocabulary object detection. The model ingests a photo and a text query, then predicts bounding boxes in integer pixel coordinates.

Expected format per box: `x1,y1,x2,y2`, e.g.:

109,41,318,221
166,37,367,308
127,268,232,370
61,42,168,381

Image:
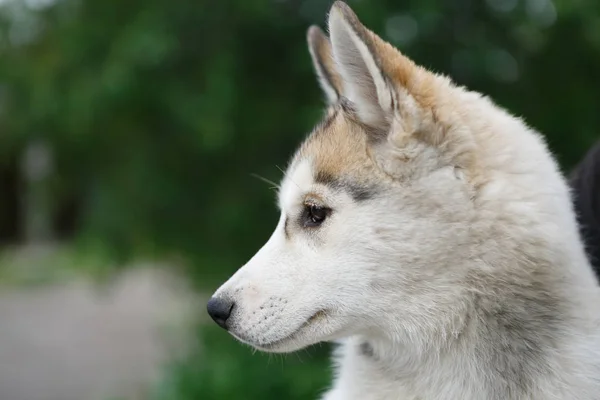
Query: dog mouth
251,309,329,351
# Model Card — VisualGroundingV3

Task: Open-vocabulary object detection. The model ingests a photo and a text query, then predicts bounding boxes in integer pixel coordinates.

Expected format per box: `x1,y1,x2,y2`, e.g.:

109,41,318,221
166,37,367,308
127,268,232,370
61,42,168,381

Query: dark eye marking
314,170,377,202
301,203,331,228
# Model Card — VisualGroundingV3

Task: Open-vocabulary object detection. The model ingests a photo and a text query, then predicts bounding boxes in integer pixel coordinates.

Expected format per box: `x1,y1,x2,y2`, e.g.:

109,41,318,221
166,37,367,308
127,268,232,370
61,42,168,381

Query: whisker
250,173,280,190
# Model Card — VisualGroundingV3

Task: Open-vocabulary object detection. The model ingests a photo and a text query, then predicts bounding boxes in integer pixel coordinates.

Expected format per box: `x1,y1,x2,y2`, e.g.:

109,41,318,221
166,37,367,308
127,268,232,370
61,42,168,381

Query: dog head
208,1,506,353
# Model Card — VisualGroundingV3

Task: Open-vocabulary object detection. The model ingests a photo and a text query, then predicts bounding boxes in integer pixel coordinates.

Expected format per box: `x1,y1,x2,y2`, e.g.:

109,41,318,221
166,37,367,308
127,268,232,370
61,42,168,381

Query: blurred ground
0,247,200,400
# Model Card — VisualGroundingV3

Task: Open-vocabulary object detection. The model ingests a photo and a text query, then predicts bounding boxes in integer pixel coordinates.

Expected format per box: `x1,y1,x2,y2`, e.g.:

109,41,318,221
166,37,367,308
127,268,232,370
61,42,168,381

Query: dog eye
303,204,330,227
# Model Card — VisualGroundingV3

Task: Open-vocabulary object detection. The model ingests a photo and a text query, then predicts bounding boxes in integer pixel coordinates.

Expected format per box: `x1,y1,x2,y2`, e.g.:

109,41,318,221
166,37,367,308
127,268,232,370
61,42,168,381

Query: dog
207,2,600,399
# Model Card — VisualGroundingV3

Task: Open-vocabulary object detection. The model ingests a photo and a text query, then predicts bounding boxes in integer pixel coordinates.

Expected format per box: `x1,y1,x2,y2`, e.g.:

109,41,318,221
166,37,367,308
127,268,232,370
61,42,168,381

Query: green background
0,0,598,398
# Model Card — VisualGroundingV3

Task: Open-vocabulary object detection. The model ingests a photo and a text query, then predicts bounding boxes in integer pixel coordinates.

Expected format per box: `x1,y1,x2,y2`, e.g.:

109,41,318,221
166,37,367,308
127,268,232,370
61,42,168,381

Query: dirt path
0,267,199,400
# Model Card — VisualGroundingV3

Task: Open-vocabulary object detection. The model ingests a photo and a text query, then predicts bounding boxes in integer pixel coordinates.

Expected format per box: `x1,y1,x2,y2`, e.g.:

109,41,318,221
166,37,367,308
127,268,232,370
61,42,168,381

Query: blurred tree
0,0,597,282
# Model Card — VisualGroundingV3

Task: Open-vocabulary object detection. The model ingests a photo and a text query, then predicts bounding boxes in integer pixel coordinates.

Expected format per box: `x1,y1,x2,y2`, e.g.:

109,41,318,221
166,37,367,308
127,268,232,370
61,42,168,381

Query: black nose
206,297,235,330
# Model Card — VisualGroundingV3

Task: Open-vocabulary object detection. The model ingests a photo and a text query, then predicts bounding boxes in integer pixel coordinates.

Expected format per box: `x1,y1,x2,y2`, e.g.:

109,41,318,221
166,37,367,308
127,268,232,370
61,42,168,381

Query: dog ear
328,1,427,135
326,2,469,177
307,25,343,105
328,2,394,130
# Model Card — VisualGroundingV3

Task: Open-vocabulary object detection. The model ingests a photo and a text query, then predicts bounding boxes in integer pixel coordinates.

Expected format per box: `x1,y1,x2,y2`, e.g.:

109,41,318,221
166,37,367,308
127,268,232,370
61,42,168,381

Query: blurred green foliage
1,0,600,398
153,325,332,400
1,0,600,280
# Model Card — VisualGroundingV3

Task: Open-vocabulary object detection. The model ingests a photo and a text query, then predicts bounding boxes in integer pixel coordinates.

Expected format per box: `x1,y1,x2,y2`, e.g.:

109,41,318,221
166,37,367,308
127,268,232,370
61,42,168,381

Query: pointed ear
307,25,343,105
328,1,397,130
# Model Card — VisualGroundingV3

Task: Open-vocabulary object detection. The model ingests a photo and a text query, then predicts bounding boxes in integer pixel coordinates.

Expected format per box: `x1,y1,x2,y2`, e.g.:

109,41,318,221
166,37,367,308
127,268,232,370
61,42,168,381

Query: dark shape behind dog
570,140,600,280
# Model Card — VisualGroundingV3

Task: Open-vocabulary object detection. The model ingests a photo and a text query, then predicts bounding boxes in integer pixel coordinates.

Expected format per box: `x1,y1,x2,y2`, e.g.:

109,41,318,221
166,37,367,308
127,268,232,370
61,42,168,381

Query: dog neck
353,287,573,399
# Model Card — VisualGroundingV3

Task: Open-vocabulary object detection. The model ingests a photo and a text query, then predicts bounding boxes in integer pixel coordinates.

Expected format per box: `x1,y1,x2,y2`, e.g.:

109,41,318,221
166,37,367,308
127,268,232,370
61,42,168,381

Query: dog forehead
299,108,374,181
277,112,381,210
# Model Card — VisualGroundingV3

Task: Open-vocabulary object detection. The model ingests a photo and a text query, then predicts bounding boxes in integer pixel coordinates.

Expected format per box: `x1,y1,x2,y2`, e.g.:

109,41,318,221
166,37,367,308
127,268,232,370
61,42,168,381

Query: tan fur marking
297,107,383,186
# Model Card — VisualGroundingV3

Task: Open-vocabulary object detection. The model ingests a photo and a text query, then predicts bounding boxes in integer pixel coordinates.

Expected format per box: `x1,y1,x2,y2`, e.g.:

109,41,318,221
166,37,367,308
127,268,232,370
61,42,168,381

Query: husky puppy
208,2,600,399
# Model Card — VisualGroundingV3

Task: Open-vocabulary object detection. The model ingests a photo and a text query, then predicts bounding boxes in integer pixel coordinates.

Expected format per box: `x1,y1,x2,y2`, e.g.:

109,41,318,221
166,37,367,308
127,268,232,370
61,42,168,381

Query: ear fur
328,1,396,130
307,25,343,105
